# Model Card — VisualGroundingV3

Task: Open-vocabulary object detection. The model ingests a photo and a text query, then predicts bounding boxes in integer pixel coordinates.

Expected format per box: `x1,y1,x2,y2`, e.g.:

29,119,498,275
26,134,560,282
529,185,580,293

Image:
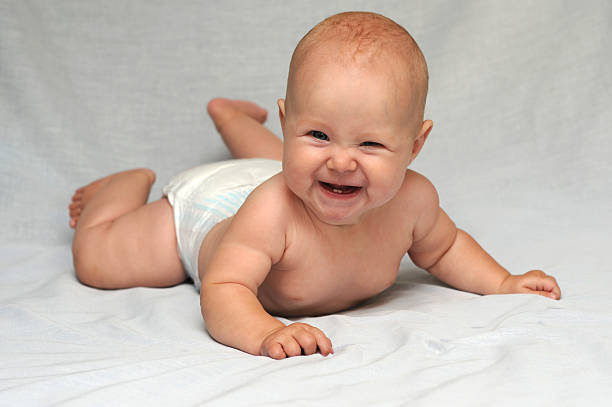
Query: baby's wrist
496,273,514,294
257,323,286,355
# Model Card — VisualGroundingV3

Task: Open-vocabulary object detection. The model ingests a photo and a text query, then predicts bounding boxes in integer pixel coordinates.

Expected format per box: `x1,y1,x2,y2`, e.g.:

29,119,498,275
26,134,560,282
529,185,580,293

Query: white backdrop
1,1,611,405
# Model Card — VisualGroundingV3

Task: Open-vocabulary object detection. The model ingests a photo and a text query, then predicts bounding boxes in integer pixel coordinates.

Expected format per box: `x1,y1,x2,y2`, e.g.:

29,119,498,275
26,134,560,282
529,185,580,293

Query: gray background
1,1,611,405
2,0,610,249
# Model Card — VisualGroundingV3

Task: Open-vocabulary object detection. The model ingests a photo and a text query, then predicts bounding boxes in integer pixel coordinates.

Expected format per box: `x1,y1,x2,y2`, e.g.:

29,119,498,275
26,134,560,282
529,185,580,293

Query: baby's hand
498,270,561,300
260,322,334,359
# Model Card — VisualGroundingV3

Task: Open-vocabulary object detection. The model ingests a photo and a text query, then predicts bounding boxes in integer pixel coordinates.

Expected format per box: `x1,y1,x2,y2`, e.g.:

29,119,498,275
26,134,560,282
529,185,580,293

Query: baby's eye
308,130,329,141
360,141,384,148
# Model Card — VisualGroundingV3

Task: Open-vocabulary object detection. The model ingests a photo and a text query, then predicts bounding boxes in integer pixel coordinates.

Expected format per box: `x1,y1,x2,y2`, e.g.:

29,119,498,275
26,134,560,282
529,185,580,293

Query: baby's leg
207,98,282,161
70,169,185,289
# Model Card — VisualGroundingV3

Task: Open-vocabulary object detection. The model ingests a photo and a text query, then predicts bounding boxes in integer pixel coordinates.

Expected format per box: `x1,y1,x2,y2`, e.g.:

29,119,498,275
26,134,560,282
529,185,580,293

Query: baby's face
280,55,427,226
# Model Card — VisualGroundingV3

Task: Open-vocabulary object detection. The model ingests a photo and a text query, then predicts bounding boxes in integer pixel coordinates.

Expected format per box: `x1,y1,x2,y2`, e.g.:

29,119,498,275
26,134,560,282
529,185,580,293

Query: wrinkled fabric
1,1,611,406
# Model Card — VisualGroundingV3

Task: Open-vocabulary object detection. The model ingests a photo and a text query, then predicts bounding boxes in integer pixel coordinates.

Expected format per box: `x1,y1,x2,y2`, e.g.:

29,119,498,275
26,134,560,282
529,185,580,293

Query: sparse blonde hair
286,12,429,121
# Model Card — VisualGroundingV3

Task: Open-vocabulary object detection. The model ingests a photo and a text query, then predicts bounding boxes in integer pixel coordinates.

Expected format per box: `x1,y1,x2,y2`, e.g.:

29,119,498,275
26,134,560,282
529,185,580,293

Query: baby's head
284,11,429,133
279,12,433,225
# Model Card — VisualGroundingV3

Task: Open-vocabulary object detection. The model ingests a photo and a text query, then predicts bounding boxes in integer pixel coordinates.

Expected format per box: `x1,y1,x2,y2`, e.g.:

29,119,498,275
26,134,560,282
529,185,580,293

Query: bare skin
70,169,185,289
70,95,560,359
69,12,561,360
207,97,282,160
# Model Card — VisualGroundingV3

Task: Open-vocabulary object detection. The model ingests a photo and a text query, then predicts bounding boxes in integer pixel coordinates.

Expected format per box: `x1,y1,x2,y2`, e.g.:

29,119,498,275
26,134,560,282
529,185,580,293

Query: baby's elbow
409,227,458,271
409,251,440,271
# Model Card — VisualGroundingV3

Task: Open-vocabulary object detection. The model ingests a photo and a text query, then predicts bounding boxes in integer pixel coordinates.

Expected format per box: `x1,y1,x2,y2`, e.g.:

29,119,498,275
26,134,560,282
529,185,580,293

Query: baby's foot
230,99,268,124
68,175,113,229
207,97,268,125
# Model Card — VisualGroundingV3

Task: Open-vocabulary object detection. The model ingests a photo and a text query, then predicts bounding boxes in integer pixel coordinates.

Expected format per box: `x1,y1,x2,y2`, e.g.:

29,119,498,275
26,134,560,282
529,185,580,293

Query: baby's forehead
295,31,416,73
287,60,421,137
297,40,409,81
290,42,423,113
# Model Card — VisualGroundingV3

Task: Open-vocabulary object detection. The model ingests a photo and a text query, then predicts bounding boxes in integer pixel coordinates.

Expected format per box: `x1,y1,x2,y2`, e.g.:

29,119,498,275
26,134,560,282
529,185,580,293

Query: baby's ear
277,99,287,136
410,120,433,161
277,99,286,125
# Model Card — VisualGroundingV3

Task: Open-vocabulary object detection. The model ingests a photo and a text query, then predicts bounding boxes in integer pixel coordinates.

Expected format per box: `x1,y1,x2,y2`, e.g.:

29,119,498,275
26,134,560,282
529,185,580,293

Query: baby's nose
326,149,357,172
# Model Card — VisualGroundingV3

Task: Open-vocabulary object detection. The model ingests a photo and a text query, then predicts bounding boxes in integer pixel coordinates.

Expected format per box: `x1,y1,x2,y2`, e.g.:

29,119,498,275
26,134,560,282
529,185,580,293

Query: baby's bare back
200,170,427,318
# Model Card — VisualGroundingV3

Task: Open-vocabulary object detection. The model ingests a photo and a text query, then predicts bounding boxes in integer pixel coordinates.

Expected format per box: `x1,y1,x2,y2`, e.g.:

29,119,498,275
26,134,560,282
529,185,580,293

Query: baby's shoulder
391,170,443,241
240,173,294,214
225,173,294,262
236,172,306,234
396,169,440,209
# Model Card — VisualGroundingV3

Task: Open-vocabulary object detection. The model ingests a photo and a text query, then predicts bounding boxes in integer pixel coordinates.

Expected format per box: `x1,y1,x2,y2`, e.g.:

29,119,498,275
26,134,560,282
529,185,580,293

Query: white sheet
1,1,611,405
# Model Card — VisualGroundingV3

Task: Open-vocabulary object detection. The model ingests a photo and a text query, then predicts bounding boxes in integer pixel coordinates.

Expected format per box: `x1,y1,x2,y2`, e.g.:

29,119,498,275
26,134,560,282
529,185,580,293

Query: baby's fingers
261,323,334,359
527,283,561,300
523,270,561,300
263,341,286,360
293,329,318,355
311,327,334,356
297,325,333,356
280,336,303,358
535,290,560,300
262,336,301,359
544,279,561,300
291,323,334,356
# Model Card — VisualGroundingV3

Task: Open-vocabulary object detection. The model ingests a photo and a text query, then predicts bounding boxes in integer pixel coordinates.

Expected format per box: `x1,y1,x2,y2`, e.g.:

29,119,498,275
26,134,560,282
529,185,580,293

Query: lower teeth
322,182,357,195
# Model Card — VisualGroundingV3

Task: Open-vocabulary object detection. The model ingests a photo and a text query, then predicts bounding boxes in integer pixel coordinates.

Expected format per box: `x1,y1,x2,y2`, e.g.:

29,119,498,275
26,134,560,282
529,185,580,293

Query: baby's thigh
104,198,185,287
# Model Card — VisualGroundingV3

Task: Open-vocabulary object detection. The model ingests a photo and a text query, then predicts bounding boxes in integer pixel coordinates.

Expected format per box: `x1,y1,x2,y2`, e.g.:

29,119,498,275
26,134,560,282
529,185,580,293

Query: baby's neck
302,202,380,236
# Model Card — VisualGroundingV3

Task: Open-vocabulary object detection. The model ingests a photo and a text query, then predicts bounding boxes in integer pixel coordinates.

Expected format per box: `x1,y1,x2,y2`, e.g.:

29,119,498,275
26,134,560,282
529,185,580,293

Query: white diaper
163,158,282,290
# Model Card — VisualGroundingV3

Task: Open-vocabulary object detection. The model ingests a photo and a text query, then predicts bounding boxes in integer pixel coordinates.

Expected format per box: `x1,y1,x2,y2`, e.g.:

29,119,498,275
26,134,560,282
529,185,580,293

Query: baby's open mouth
319,181,361,195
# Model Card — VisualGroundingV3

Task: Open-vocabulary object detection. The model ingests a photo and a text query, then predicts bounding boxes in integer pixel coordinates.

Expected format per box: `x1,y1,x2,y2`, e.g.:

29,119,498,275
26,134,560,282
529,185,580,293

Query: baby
69,12,561,359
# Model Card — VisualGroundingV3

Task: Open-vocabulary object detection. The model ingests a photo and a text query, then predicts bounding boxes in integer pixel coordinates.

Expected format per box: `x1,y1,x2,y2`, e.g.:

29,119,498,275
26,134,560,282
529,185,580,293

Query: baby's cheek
371,176,402,205
282,165,302,191
384,171,404,192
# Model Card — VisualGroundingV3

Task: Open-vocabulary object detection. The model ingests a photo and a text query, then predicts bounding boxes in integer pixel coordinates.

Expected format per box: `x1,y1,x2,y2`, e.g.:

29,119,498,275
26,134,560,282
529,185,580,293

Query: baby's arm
407,176,561,299
200,181,333,359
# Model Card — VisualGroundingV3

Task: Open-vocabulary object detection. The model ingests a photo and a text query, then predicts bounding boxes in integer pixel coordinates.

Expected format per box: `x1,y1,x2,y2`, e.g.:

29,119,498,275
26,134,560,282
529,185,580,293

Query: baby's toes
69,201,81,213
69,194,82,207
69,210,80,222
